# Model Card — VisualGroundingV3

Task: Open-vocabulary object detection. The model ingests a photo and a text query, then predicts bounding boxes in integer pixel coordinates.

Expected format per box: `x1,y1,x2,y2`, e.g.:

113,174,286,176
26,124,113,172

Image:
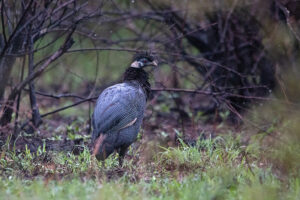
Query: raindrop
131,0,135,3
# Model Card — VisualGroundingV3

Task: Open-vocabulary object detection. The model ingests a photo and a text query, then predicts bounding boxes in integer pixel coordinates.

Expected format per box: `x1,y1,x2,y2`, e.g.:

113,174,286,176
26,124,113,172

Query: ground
0,109,299,199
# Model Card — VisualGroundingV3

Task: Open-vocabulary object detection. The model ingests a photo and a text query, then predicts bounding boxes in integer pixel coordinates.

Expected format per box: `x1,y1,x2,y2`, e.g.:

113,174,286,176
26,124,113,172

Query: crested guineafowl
92,53,158,166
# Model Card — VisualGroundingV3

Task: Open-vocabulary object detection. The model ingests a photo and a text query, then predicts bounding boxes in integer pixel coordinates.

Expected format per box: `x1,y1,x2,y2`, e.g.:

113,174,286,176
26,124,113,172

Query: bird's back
92,81,146,142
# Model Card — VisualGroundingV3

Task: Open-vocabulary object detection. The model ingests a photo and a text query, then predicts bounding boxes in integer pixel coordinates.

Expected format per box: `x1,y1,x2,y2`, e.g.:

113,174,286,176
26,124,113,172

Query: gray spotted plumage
92,81,146,140
91,53,157,165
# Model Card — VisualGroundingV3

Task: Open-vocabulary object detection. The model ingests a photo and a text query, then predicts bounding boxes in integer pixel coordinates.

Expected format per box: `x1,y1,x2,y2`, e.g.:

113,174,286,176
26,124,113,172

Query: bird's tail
92,134,106,157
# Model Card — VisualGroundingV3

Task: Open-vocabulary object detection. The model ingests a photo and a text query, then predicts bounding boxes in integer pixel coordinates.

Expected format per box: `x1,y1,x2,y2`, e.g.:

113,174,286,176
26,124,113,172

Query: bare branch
28,29,42,128
0,27,75,126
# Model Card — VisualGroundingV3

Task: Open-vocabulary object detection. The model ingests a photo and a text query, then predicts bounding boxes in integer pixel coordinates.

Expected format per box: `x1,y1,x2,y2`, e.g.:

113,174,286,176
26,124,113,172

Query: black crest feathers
132,52,155,62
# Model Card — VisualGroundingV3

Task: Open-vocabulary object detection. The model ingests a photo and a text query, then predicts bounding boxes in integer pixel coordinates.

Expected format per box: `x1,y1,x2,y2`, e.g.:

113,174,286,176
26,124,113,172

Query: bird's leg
118,146,128,167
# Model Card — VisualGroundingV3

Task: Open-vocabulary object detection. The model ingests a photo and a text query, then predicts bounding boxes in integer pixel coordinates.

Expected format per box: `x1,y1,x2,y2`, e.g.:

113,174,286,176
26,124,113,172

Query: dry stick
20,87,218,128
24,89,88,100
19,76,289,129
28,87,277,102
52,0,76,14
224,99,287,145
20,96,96,130
152,87,219,95
28,33,42,128
13,57,26,135
220,0,238,43
35,88,212,120
25,88,217,102
41,97,95,118
277,1,300,43
223,99,271,134
18,86,289,133
1,1,8,43
86,43,101,135
67,47,140,54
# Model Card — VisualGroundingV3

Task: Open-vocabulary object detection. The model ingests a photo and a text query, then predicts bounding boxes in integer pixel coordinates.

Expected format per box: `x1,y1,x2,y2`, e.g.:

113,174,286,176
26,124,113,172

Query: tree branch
28,30,42,128
0,28,75,126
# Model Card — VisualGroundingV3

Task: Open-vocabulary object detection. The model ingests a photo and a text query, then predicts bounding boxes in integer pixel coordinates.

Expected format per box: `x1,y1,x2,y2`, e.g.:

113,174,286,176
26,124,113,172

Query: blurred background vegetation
0,0,299,199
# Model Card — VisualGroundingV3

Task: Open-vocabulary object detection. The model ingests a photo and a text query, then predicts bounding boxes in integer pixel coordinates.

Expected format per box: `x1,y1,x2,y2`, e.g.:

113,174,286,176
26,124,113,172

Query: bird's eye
140,58,148,63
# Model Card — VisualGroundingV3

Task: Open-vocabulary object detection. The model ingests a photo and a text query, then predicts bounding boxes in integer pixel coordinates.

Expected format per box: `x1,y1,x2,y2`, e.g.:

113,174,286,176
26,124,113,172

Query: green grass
1,134,299,200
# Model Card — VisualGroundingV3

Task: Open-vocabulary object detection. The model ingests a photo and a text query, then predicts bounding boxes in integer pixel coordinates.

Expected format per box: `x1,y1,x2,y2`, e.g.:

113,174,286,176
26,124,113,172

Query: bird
91,53,158,166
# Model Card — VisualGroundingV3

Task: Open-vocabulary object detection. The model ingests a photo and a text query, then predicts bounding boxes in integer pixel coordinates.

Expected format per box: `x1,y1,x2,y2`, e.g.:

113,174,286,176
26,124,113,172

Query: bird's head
130,53,158,68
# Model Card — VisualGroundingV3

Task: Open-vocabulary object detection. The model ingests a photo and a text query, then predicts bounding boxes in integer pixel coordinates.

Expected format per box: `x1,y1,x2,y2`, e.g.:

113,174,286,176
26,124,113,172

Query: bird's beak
152,60,158,67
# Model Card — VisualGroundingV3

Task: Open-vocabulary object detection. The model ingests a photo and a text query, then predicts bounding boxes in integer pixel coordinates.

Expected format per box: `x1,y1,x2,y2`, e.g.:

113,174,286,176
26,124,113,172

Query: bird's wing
92,83,145,140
